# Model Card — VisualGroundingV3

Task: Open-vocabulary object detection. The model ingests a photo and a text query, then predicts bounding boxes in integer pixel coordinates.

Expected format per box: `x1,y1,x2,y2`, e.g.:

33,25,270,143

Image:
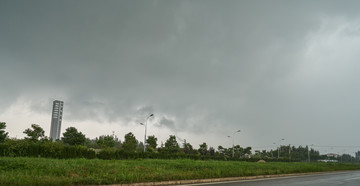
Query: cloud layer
1,0,360,153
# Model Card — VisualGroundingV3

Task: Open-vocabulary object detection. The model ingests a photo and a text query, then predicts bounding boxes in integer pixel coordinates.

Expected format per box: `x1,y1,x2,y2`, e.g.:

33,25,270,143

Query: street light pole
273,142,276,159
140,114,154,152
278,146,280,159
308,144,313,162
278,138,284,159
230,130,241,158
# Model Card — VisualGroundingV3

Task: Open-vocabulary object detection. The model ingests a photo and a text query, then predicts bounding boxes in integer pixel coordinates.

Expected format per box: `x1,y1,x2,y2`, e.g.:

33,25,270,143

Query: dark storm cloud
157,117,176,131
1,0,360,148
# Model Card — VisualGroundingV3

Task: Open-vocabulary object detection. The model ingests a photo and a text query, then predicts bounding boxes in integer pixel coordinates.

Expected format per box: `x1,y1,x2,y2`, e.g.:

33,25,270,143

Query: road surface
182,170,360,186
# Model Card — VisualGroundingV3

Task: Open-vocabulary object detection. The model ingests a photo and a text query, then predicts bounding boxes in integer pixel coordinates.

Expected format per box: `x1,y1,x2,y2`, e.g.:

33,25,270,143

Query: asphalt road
182,170,360,186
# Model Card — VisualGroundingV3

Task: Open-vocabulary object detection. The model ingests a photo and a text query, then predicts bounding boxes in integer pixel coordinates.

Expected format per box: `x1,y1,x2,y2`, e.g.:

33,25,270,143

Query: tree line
0,122,359,163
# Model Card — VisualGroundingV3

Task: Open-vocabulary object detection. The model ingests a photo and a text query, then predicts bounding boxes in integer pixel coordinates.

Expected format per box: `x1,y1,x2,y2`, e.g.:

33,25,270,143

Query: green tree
217,145,226,155
209,147,215,156
23,124,45,141
122,132,137,153
164,135,179,153
146,135,157,152
340,154,353,163
85,138,97,148
62,127,86,146
199,142,208,155
233,145,242,158
244,147,252,155
183,140,194,154
112,134,122,149
0,122,8,142
96,135,115,148
136,141,144,152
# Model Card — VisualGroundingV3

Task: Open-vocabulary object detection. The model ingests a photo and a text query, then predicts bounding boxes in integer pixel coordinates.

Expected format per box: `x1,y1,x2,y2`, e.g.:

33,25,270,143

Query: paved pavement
181,170,360,186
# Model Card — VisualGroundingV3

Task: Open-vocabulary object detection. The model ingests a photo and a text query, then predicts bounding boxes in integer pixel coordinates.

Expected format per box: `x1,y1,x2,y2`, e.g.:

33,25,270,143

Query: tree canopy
164,135,180,153
62,127,86,146
183,140,195,154
96,135,115,148
0,122,8,142
146,135,157,152
0,122,348,163
199,142,208,155
23,124,45,141
122,132,137,153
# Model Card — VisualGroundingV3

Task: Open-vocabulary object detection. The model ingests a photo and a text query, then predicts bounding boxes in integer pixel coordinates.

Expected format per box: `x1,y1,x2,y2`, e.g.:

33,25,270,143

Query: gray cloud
157,116,176,131
1,0,360,153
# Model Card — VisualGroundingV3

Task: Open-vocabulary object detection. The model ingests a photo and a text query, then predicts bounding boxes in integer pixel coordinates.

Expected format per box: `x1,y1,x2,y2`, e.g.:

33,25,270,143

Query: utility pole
307,144,313,162
140,114,154,152
278,147,280,159
277,138,284,159
289,144,291,160
228,130,240,158
308,146,310,162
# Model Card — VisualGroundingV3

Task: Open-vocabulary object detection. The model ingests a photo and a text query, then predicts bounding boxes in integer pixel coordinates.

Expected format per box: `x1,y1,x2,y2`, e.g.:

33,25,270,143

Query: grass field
1,157,360,185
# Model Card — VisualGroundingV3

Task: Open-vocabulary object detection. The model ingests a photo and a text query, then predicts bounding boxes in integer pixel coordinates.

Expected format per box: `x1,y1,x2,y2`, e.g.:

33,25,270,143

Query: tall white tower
50,100,64,141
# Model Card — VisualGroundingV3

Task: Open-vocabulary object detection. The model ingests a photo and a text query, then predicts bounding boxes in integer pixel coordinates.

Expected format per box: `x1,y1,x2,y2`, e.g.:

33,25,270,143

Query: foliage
209,147,215,156
97,148,117,160
0,122,8,142
198,142,208,155
96,135,115,148
146,135,157,151
136,142,144,152
164,135,180,154
23,124,45,141
217,145,226,155
1,136,358,164
62,127,86,146
3,124,359,164
183,141,196,154
122,132,138,153
85,138,98,148
0,139,95,159
251,145,321,162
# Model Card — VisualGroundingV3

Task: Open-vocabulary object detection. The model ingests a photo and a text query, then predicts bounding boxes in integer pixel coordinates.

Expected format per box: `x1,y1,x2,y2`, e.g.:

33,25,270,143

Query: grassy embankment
1,157,360,185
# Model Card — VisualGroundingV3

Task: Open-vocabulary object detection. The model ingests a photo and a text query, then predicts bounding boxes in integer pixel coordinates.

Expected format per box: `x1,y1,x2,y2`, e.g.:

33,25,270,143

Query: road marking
345,177,360,181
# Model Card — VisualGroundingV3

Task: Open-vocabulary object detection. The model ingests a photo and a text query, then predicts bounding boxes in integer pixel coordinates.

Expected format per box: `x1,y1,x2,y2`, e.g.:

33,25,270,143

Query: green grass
1,157,360,185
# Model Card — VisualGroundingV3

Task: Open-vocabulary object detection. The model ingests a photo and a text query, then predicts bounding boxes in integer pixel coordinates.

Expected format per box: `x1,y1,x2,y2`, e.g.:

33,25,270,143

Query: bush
0,139,298,162
0,139,95,159
97,148,117,160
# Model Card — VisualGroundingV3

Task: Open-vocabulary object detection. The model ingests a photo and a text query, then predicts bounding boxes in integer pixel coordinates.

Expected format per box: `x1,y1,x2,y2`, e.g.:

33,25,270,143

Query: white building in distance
50,100,64,141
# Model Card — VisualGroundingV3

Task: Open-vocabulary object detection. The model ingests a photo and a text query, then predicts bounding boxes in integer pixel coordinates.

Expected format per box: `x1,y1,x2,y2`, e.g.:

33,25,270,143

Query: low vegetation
1,157,360,185
1,122,360,185
2,122,360,163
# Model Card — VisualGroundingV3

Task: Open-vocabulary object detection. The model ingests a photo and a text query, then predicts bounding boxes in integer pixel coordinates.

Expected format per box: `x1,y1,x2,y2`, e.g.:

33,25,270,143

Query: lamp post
273,142,276,159
307,144,313,162
278,138,284,159
140,114,154,152
228,130,241,158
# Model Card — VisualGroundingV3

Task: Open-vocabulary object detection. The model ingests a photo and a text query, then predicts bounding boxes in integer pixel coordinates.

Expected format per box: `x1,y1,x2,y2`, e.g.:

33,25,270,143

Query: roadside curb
108,170,354,186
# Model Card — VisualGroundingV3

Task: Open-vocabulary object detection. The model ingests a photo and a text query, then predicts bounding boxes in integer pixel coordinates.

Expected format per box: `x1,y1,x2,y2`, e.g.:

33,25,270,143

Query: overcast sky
1,0,360,155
